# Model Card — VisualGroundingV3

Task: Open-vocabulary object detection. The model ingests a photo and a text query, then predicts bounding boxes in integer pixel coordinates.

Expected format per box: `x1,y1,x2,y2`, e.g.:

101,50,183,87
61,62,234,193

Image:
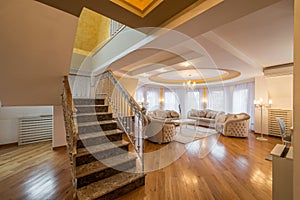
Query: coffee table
171,119,197,133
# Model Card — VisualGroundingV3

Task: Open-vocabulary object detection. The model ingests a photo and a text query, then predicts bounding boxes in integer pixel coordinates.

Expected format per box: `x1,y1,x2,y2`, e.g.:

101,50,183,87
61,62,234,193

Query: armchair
216,113,250,137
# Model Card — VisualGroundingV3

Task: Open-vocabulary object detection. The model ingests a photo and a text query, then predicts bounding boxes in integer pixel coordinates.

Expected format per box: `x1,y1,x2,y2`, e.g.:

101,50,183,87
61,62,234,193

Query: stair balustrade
62,76,78,198
95,70,145,169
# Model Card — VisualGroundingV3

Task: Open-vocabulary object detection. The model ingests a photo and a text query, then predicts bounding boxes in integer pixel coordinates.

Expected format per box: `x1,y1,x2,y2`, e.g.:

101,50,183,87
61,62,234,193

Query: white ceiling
108,0,294,86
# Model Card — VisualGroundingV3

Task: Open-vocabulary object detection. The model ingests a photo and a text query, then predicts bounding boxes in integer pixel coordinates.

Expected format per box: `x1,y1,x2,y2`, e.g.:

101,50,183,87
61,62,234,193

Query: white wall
0,106,53,145
254,74,293,134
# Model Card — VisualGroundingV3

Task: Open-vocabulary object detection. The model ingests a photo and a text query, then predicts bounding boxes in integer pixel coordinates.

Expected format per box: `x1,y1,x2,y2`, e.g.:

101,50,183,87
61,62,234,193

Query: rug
174,126,218,144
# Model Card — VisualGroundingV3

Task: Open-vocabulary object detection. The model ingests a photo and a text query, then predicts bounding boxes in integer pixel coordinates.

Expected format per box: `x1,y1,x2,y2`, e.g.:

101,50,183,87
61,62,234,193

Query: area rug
174,126,218,144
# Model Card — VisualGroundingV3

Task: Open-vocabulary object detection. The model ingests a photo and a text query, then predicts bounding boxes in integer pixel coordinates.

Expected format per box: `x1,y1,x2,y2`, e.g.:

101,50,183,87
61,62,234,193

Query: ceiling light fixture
183,80,196,90
182,61,190,67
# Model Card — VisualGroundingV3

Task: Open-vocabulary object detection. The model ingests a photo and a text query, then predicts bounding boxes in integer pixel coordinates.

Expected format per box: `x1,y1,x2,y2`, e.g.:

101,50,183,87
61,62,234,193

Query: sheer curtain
134,86,145,103
207,87,225,111
185,89,204,110
164,89,180,112
145,87,160,111
232,82,255,129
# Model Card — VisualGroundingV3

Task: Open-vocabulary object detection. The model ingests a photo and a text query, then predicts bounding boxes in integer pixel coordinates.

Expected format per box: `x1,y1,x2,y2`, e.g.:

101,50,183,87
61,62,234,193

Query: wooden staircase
73,98,145,200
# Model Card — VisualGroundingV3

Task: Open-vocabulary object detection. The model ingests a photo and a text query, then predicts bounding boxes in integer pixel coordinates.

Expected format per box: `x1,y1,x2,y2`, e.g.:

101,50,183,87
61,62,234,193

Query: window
146,88,159,111
207,88,225,111
186,90,203,110
164,90,179,111
232,88,248,113
134,86,159,110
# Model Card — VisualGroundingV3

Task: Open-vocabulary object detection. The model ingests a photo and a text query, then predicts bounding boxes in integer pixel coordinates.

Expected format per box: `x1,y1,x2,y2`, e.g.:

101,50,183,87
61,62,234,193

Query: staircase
73,98,145,200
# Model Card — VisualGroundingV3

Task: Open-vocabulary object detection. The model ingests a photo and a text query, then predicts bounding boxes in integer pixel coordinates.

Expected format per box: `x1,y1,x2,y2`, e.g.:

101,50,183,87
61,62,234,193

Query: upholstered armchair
144,118,176,144
215,113,250,137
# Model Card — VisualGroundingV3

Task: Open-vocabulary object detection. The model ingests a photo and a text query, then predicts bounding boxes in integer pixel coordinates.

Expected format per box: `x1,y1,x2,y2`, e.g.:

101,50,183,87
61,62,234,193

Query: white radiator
268,109,292,137
18,115,53,145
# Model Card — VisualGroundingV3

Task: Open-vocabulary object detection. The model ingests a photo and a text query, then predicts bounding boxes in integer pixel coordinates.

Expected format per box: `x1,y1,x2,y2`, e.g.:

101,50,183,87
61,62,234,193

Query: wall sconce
254,97,272,141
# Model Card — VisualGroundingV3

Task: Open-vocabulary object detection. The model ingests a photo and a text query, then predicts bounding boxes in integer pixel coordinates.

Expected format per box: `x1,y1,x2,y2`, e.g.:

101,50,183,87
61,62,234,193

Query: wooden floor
0,132,280,200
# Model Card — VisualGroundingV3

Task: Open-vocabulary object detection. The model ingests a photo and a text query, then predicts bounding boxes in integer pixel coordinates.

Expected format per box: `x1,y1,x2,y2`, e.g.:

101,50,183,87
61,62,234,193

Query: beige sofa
187,109,225,128
148,109,180,121
144,109,179,144
144,118,176,144
215,113,250,137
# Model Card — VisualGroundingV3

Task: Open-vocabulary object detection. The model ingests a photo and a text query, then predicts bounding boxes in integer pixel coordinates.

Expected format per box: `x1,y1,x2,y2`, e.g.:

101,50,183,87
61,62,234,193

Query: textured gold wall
74,8,110,55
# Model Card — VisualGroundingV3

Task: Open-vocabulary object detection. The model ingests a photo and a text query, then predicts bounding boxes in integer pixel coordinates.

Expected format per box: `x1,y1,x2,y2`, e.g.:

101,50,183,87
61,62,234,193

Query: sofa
215,113,250,137
144,110,179,144
187,109,225,128
148,109,180,121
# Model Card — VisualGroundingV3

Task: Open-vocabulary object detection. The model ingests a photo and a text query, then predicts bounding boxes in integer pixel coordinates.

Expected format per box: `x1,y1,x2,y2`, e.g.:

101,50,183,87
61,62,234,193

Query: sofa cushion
200,118,215,123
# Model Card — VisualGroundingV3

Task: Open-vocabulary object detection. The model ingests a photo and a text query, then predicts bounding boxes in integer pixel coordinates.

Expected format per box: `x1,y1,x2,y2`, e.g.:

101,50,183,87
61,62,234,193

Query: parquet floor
0,132,280,200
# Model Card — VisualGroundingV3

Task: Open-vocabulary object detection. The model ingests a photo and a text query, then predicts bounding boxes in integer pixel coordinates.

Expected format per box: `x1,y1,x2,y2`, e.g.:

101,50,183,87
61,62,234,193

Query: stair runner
73,98,145,200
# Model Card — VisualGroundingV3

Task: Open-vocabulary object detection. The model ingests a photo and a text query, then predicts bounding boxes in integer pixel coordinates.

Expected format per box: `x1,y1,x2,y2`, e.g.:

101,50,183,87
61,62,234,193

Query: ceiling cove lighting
110,0,164,18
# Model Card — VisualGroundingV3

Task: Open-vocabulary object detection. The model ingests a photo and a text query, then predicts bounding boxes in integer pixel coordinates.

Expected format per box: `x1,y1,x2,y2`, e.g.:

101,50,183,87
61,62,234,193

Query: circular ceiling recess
149,68,241,84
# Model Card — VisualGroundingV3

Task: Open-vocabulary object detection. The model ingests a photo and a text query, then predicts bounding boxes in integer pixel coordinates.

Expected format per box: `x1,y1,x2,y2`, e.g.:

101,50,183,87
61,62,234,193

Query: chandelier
183,80,196,89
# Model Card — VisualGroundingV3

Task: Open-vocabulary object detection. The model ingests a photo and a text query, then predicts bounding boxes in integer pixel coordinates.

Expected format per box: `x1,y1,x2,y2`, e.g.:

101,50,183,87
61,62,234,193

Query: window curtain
207,87,225,111
185,89,204,110
232,82,255,129
134,86,145,103
145,87,160,111
163,89,180,112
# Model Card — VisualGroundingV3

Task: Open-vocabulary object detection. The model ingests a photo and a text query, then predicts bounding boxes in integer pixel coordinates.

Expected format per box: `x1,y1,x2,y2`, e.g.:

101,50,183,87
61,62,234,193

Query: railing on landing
62,76,78,198
95,70,145,170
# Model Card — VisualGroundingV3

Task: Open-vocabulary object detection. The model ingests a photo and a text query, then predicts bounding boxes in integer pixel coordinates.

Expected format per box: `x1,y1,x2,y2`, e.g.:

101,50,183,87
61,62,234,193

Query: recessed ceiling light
182,62,190,67
140,73,150,77
156,68,167,73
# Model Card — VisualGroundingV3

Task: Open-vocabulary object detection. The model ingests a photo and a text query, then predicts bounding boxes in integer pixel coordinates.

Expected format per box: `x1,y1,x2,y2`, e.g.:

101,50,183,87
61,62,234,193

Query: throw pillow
206,111,213,118
199,110,206,117
166,110,172,118
190,109,198,117
210,111,217,119
170,111,179,118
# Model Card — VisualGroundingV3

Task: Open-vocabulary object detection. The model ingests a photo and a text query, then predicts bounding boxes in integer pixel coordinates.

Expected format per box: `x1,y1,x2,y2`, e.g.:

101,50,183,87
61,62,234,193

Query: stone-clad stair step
76,153,137,188
77,171,146,200
78,120,118,133
76,105,109,114
76,140,130,166
74,98,105,106
77,129,124,148
76,112,113,123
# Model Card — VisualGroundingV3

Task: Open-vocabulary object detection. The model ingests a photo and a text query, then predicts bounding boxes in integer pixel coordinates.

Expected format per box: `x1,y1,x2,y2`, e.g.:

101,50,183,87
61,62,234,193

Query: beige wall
254,75,293,134
294,0,300,198
118,77,139,97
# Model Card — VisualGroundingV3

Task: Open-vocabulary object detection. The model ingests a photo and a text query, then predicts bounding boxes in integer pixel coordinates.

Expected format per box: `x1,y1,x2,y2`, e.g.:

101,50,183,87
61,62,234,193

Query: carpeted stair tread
76,112,113,117
77,140,129,157
78,120,117,127
76,153,137,178
77,172,145,200
75,105,108,108
77,129,124,140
